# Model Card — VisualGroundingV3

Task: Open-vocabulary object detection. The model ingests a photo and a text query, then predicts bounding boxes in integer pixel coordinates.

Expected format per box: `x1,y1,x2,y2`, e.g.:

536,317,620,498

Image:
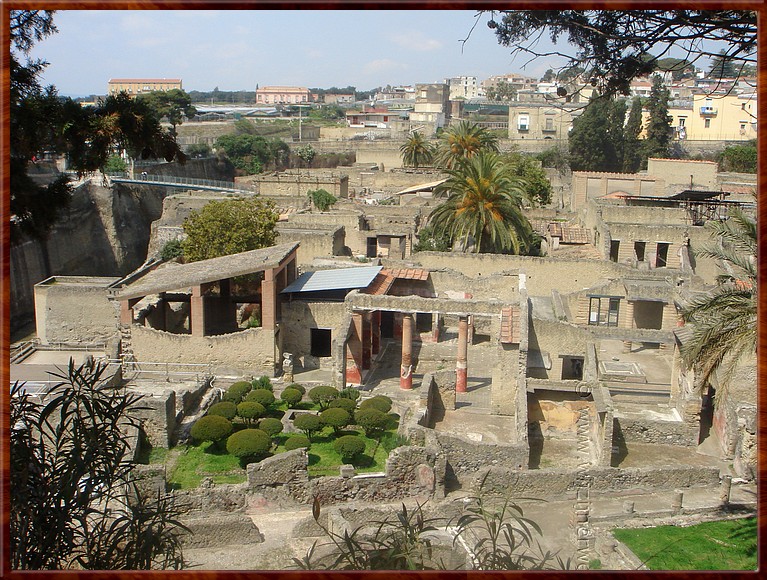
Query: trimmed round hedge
226,428,271,460
259,417,284,437
208,401,237,420
246,389,275,407
284,435,311,451
236,401,266,424
339,387,360,401
328,397,356,413
354,407,390,436
293,413,322,438
190,415,233,445
333,435,366,463
251,375,273,391
359,395,392,413
287,383,306,395
308,385,339,409
319,407,351,433
280,387,303,407
223,381,252,403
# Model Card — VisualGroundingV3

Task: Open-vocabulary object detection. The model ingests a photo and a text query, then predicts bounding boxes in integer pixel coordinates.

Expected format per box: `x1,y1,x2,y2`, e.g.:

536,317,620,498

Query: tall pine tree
643,75,671,165
622,96,644,173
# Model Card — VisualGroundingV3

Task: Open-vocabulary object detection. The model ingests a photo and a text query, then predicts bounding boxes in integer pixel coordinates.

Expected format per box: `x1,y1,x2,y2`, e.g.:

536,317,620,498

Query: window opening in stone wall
634,241,646,262
310,328,332,357
561,356,584,380
589,296,620,327
656,242,669,268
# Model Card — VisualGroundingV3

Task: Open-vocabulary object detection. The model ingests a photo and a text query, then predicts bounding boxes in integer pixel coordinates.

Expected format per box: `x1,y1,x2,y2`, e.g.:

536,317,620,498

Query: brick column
362,311,372,369
191,285,206,337
120,298,140,325
346,312,363,385
261,268,277,330
456,315,469,393
400,313,414,390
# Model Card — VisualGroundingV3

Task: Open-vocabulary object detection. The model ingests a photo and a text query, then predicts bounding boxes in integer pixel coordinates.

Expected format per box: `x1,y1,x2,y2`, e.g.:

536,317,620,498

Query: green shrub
280,387,303,407
284,435,311,451
328,397,356,413
308,385,340,409
293,413,322,439
319,408,351,434
259,417,284,437
226,428,271,463
333,435,366,463
339,387,360,401
252,375,273,391
190,415,233,446
246,389,275,408
354,408,389,437
160,239,184,261
307,188,337,212
236,401,266,426
223,381,252,403
381,433,410,453
288,383,306,395
208,401,237,420
359,395,392,413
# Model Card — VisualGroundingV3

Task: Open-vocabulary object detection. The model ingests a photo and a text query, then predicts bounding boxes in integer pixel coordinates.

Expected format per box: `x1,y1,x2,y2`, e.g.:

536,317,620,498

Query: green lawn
167,442,247,489
613,517,757,570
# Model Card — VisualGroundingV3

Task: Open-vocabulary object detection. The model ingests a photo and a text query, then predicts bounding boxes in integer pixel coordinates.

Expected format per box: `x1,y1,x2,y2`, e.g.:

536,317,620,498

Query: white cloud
363,59,409,75
389,31,443,52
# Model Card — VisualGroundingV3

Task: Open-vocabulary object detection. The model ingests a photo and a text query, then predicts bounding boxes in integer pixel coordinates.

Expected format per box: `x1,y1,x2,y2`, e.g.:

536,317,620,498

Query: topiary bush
208,401,237,420
328,397,356,413
223,380,252,403
259,417,284,437
333,435,366,463
319,407,351,434
252,375,273,391
293,413,322,439
354,408,389,437
236,401,266,426
226,428,271,464
288,383,306,395
280,387,303,407
359,395,392,413
190,415,233,448
246,388,275,408
284,435,311,451
308,385,340,410
339,387,360,401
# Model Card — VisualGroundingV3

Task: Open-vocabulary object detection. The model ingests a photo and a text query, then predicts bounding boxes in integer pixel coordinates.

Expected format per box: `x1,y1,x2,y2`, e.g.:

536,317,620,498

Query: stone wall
646,158,718,193
613,414,699,447
276,225,345,266
280,300,347,369
237,171,349,199
34,276,120,344
178,513,264,548
130,325,276,375
526,318,591,381
473,464,720,498
133,389,177,448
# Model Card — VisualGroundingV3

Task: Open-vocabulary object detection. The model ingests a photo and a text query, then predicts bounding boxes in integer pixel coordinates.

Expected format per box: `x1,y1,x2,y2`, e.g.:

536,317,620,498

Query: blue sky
28,10,567,96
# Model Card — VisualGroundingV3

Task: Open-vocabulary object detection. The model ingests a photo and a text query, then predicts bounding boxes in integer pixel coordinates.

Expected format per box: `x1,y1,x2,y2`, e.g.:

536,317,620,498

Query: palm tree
399,131,433,168
434,120,500,169
428,152,533,254
679,207,756,403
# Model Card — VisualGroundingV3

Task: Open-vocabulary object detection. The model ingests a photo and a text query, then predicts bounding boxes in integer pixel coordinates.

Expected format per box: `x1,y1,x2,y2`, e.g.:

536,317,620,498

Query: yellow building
668,93,757,141
108,78,182,96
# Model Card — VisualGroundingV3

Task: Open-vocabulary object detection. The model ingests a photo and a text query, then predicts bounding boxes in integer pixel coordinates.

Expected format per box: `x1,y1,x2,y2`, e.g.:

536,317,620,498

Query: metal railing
110,173,255,194
111,358,213,380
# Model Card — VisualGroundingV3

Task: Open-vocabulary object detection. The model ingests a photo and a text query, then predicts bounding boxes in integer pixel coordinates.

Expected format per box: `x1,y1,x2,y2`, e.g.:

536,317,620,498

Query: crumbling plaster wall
275,225,345,266
130,325,275,375
281,300,347,369
526,318,590,381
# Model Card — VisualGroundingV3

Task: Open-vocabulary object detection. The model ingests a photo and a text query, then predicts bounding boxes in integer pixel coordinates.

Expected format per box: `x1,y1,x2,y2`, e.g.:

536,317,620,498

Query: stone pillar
671,491,684,513
362,312,372,369
456,315,469,393
191,285,206,337
372,311,381,355
720,474,733,505
623,340,632,354
261,269,277,330
346,312,363,385
120,298,140,325
431,312,440,343
400,313,414,390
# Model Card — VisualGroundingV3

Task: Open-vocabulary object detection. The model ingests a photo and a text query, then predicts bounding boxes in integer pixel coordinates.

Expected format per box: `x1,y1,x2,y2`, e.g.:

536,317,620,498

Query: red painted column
400,313,414,390
372,310,381,355
362,311,372,369
120,298,139,325
346,312,364,384
261,269,277,330
456,315,469,393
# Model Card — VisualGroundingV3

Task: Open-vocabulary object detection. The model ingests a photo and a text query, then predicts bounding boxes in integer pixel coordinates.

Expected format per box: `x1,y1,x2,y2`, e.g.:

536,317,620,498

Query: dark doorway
656,242,669,268
698,386,715,444
310,328,332,357
633,300,664,330
380,311,394,339
366,237,378,258
634,241,646,262
609,239,620,262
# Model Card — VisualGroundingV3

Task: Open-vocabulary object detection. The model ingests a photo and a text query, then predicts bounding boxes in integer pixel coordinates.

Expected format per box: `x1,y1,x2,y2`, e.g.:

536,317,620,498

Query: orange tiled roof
386,268,429,281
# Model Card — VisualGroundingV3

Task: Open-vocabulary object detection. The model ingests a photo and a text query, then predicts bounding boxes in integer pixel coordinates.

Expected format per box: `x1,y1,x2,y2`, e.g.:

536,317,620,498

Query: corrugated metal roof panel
281,266,382,294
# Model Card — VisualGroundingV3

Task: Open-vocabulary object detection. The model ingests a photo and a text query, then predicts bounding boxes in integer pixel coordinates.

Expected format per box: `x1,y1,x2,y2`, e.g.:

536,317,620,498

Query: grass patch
168,442,246,489
613,517,757,570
